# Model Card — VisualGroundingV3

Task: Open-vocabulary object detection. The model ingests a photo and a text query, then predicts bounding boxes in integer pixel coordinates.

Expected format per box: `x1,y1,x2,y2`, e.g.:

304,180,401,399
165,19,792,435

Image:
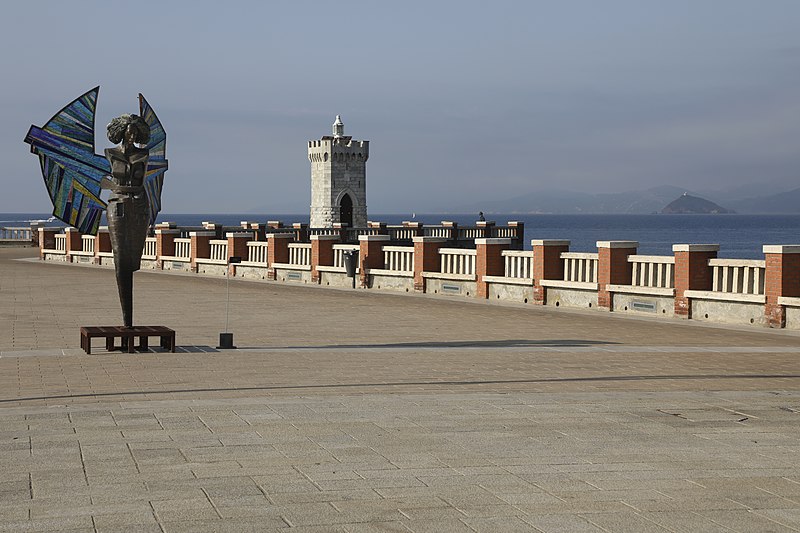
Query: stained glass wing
139,94,168,227
23,87,109,235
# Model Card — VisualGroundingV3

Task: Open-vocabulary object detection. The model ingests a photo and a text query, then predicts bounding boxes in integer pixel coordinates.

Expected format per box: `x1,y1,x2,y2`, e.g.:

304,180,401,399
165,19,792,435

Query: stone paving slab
1,248,800,531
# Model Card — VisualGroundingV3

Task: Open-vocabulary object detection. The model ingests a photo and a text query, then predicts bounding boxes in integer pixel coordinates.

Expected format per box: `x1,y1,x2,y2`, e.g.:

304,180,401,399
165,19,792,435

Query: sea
3,213,800,259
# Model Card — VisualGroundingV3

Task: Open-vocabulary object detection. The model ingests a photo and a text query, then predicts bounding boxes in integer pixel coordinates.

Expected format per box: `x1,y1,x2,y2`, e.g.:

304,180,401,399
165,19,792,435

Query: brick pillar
266,233,292,280
672,244,719,319
155,228,180,269
402,221,424,237
227,232,251,276
367,221,388,235
441,221,458,243
413,236,447,292
358,235,390,288
267,220,283,229
532,240,570,305
763,245,800,328
202,222,222,239
476,238,511,299
293,223,309,242
189,231,214,273
38,227,59,259
94,227,111,264
311,235,339,284
476,220,495,239
64,228,82,262
597,241,638,311
29,222,44,247
250,223,266,241
508,221,525,250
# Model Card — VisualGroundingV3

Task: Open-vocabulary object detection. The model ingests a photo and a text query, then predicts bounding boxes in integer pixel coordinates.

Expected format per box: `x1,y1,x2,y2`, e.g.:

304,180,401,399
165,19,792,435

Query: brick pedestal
311,235,340,284
155,228,180,269
476,238,511,299
597,241,638,311
358,235,390,288
38,227,59,259
763,245,800,328
227,232,252,275
532,240,570,305
266,233,293,280
476,220,495,239
64,228,82,261
507,221,525,250
413,237,447,292
189,231,214,272
673,244,719,319
94,227,111,264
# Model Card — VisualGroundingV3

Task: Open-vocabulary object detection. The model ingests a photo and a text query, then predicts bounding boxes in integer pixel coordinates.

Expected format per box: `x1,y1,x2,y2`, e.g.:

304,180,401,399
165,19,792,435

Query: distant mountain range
457,183,800,215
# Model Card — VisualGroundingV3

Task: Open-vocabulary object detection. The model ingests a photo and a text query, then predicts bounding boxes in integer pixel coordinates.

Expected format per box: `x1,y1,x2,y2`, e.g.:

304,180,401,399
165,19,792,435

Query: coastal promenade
1,246,800,532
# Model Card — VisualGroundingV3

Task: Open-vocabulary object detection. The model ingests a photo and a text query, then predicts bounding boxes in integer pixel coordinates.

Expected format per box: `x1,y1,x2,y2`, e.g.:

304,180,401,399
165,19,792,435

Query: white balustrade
0,227,32,240
288,243,311,266
143,237,157,259
247,242,269,264
629,255,674,288
54,234,66,252
388,227,417,241
503,250,533,279
81,235,95,254
333,244,359,268
423,227,450,238
209,240,228,262
457,228,482,240
561,252,598,283
384,246,414,272
710,258,765,295
174,238,191,259
439,248,476,276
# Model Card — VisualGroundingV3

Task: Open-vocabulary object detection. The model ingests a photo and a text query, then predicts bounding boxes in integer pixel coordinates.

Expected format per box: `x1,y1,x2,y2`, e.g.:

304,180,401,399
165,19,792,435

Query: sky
2,1,799,214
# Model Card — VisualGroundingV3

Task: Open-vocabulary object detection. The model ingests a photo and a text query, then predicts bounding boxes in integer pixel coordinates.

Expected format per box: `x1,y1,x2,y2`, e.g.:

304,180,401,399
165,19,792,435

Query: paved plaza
1,247,799,532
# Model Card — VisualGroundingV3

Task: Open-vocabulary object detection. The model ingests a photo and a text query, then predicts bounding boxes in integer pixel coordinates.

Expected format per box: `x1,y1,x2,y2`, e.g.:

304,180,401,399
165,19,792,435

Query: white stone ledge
188,231,216,237
597,241,638,249
483,275,532,286
310,234,341,241
271,263,311,271
237,261,269,267
475,238,511,245
97,252,114,258
763,245,800,254
160,256,190,262
607,284,675,296
684,290,765,304
142,255,157,261
42,249,66,254
422,272,475,281
68,251,94,256
539,280,598,290
673,244,720,252
412,236,447,243
531,239,570,247
195,258,227,265
358,234,391,242
778,296,800,307
369,268,413,278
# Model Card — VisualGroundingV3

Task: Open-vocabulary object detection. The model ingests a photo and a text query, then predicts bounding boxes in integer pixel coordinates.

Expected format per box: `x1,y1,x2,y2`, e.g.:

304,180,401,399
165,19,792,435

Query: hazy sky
2,1,799,214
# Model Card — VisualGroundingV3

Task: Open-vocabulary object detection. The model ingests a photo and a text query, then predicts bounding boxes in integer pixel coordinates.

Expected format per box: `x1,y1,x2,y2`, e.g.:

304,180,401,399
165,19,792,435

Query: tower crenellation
308,116,368,228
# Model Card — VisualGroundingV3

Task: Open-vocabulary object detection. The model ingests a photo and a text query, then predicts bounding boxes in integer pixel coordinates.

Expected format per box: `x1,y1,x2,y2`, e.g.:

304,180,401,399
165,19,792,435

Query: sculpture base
217,332,236,349
80,326,176,354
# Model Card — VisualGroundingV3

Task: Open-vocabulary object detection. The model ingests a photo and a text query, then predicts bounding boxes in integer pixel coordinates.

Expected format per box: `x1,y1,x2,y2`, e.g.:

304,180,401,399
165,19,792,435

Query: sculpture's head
107,114,150,147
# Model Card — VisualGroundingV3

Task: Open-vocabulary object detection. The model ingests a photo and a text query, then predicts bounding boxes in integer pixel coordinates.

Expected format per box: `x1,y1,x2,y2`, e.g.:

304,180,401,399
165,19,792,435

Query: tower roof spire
333,115,344,138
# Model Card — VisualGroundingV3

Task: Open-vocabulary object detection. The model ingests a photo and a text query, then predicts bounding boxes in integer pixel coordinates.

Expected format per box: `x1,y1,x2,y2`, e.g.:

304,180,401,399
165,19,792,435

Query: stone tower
308,115,369,228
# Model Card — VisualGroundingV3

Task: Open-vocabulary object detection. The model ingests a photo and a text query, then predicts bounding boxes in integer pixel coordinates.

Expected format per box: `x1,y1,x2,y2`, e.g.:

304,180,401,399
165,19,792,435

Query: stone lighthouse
308,115,369,228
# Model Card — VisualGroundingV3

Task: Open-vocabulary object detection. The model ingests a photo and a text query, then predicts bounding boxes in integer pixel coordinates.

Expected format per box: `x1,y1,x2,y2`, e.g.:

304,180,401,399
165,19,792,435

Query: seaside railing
81,235,95,254
562,252,598,283
174,238,191,260
384,246,414,272
143,237,157,259
247,242,269,264
709,258,765,296
629,255,674,289
0,227,33,241
209,240,228,262
503,250,533,279
439,248,476,277
54,234,66,252
288,243,311,266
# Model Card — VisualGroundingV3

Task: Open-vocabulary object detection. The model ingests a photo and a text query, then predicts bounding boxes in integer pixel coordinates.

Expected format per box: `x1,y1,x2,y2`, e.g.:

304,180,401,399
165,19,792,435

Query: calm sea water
4,213,799,259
